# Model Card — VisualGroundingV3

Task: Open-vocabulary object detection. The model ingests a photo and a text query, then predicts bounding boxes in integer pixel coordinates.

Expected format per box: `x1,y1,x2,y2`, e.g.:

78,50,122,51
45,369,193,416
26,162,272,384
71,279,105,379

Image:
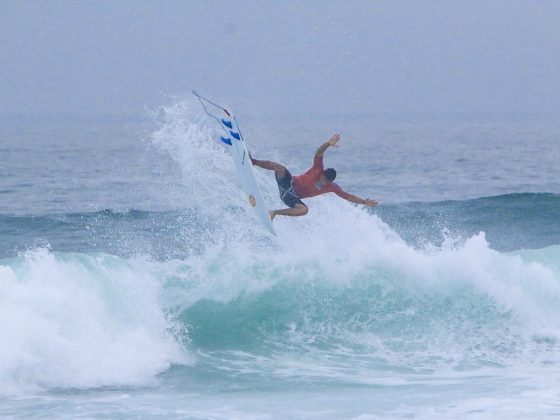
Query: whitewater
1,100,559,418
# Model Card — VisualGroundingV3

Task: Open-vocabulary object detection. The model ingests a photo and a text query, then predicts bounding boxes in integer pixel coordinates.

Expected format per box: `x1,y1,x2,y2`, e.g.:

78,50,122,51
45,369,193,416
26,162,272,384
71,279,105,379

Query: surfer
251,134,378,221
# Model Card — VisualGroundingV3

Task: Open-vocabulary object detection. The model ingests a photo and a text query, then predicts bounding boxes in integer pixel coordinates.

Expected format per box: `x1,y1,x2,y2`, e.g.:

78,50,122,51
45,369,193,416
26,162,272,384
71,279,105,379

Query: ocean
1,100,559,418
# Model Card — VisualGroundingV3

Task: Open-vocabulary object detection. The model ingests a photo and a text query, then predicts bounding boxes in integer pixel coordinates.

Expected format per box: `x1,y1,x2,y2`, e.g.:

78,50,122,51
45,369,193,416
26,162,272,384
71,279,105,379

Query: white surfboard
192,91,275,236
219,118,276,236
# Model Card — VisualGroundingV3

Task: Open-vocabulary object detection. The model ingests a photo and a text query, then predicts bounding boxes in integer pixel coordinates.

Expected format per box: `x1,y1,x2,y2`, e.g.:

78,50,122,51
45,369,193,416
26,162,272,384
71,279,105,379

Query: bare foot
269,210,276,221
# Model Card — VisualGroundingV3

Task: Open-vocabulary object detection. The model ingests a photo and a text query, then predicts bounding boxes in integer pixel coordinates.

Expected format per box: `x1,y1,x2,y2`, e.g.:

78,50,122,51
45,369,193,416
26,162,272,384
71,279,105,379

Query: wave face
2,236,560,394
378,192,560,251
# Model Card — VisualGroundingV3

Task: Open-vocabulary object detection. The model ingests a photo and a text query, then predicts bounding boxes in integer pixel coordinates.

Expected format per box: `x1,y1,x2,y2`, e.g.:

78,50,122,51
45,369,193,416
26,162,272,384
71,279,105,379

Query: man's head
323,168,337,182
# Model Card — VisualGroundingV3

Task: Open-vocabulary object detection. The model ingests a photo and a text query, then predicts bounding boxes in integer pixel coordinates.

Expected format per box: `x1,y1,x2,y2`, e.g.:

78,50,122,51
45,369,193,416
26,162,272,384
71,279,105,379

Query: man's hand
347,195,378,206
328,133,340,148
316,133,341,157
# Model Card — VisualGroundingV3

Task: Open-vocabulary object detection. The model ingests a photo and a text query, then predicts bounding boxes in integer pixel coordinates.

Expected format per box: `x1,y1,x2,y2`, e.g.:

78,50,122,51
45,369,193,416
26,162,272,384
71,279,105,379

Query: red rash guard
292,155,351,200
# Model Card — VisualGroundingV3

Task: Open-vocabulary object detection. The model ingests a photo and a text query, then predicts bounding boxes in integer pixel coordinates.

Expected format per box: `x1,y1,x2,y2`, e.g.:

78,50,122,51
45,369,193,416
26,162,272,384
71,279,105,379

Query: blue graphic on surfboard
220,117,276,236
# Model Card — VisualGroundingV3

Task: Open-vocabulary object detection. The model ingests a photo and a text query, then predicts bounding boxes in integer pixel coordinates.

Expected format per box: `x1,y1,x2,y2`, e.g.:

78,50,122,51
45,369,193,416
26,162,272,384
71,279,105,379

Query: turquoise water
1,100,560,418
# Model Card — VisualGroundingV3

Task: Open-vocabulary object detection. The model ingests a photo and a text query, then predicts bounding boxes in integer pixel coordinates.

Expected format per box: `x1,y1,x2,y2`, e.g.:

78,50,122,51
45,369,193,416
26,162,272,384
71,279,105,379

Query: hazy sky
1,0,559,119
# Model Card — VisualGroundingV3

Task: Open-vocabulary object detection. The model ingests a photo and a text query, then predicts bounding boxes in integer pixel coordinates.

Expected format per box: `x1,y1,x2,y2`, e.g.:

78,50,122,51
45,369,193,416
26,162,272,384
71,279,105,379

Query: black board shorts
276,169,306,208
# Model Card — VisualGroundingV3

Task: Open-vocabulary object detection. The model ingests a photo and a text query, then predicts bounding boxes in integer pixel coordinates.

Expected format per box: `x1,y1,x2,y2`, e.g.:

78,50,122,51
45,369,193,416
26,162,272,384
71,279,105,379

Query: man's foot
269,210,276,221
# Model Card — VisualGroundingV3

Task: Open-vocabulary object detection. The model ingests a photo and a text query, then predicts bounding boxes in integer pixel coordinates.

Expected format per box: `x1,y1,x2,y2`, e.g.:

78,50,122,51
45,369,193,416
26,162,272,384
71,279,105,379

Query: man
251,133,378,221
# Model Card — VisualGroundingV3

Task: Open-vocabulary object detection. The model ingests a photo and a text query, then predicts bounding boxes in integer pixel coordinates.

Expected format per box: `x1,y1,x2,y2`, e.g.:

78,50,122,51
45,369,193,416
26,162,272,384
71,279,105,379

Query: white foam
0,248,188,395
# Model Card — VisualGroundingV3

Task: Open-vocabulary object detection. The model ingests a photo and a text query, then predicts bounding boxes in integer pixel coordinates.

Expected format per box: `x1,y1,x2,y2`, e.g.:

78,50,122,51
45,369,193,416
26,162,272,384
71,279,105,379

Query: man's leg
251,157,287,179
252,156,308,220
270,204,308,221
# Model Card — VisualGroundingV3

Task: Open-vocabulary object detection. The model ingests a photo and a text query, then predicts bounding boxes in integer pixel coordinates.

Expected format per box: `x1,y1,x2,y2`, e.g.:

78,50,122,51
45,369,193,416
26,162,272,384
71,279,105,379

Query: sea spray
150,97,288,247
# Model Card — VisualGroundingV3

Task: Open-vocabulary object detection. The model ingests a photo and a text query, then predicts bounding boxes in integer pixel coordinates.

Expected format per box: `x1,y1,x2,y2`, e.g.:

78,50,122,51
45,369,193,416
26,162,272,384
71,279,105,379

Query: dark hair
324,168,337,181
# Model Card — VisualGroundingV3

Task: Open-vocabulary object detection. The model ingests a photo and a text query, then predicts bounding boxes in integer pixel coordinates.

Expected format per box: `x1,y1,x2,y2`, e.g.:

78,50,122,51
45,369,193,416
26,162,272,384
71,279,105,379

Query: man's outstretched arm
332,186,378,207
344,194,378,207
315,133,340,157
